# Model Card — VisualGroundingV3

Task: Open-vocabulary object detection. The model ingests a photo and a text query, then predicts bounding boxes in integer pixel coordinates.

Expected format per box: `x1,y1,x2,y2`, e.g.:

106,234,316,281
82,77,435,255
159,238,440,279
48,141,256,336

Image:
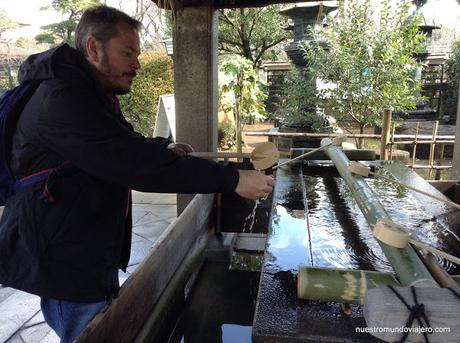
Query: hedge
120,50,174,137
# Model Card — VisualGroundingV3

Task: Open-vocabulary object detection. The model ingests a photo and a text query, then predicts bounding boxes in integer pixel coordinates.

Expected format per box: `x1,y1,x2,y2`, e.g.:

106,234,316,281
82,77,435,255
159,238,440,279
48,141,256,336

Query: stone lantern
410,0,441,119
280,1,338,68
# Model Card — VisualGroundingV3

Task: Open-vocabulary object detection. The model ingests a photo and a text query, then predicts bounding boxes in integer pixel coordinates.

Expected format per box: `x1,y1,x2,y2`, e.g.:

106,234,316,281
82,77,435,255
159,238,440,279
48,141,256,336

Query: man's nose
132,58,140,70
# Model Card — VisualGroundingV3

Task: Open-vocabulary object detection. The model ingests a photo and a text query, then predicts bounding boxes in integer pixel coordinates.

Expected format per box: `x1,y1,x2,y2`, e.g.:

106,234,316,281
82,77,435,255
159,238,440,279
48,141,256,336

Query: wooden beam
245,131,456,140
290,148,376,161
135,227,210,342
151,0,320,9
214,0,319,8
75,194,215,343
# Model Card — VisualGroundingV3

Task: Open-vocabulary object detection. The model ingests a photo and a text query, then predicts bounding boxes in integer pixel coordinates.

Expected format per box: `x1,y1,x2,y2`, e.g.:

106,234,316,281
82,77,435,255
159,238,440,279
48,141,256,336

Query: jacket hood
18,44,93,85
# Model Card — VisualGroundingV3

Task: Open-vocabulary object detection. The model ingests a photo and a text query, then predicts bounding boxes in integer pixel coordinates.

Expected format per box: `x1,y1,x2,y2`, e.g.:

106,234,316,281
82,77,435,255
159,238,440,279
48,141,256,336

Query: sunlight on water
269,205,310,272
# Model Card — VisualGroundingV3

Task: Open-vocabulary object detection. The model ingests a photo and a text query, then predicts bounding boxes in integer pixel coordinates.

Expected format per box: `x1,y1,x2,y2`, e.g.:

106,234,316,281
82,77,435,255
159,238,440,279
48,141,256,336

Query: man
0,6,274,342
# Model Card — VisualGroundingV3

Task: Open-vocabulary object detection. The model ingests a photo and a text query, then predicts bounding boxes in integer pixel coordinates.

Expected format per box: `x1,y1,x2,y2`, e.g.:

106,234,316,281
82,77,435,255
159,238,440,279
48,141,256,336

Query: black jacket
0,44,239,302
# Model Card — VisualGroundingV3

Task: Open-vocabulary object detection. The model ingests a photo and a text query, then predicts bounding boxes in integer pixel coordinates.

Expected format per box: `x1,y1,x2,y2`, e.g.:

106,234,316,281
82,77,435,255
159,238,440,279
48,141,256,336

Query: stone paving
0,192,177,343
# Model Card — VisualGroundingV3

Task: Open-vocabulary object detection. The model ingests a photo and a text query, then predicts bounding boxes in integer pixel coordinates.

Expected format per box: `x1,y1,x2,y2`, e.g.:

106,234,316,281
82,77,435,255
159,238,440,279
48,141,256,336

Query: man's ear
86,36,102,64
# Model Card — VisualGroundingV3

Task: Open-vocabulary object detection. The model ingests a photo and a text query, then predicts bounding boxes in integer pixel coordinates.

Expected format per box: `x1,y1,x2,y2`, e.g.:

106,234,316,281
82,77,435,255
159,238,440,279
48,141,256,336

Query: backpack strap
13,161,72,203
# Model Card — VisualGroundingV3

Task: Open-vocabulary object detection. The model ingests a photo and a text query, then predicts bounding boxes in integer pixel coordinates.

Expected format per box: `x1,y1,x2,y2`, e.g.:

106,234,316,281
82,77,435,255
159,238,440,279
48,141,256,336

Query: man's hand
168,142,194,156
235,170,275,200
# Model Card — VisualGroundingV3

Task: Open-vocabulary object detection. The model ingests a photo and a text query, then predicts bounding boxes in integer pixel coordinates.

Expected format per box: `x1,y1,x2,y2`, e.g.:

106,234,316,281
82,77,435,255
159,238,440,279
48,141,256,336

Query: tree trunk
67,25,73,45
239,9,253,64
235,76,243,154
358,125,364,149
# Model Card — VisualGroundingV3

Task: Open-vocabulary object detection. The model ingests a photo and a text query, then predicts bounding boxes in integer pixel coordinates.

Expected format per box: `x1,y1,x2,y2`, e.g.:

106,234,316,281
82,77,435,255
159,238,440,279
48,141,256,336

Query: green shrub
274,69,326,131
0,78,11,95
120,51,174,137
0,73,18,95
218,120,236,150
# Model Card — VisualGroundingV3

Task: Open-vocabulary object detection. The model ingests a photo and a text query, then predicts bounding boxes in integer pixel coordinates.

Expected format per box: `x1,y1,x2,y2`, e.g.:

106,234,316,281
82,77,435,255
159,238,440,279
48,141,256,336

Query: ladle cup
374,219,460,265
250,142,280,171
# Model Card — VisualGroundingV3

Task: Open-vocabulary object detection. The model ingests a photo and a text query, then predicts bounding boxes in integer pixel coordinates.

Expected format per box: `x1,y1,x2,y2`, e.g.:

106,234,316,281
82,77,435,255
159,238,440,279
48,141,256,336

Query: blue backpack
0,81,43,206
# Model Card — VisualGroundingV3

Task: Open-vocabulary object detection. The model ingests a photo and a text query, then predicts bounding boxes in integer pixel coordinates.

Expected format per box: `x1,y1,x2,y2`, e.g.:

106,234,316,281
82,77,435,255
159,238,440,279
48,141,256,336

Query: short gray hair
75,5,141,55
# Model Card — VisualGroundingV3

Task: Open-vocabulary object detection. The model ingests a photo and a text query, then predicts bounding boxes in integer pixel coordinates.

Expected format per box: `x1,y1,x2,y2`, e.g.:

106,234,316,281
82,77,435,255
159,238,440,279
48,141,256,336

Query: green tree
15,37,39,50
446,40,460,120
220,55,267,153
119,51,174,137
35,0,101,46
219,5,290,67
302,0,426,146
0,9,19,39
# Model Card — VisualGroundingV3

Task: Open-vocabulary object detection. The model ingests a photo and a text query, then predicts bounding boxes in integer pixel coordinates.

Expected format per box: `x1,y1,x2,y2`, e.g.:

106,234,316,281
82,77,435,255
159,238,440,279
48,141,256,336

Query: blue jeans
40,297,107,343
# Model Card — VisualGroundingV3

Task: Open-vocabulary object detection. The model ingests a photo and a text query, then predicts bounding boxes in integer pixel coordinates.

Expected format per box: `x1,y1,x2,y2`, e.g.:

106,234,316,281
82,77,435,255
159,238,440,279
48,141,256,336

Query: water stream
243,199,260,233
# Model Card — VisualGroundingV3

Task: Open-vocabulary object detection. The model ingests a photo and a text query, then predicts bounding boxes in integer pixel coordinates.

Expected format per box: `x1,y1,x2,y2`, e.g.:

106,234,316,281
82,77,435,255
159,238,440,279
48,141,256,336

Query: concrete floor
0,192,177,343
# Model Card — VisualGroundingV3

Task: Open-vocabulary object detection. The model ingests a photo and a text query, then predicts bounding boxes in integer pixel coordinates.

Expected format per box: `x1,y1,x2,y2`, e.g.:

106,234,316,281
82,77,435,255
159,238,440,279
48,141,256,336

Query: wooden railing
244,120,454,180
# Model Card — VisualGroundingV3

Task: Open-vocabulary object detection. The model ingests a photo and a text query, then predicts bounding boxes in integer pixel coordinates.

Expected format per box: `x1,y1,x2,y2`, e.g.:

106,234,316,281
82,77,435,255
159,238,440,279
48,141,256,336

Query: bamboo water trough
296,137,460,342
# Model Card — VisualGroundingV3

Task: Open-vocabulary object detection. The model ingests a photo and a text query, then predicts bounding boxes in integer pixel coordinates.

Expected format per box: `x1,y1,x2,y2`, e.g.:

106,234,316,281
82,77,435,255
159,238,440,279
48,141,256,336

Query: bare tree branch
220,38,244,48
254,37,285,65
248,8,262,38
219,9,236,30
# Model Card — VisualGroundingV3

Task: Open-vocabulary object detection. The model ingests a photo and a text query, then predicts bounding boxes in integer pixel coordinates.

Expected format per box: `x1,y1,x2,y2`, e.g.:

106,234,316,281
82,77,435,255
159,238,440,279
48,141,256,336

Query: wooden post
411,122,420,169
389,122,396,160
380,109,392,160
428,120,439,180
452,86,460,179
173,2,219,214
438,64,444,117
435,143,445,180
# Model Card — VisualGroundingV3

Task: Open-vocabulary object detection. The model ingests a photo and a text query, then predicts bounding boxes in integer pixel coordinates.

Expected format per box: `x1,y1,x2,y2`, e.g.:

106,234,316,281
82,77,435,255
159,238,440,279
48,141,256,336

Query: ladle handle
409,238,460,266
272,143,331,170
370,172,460,211
190,152,250,159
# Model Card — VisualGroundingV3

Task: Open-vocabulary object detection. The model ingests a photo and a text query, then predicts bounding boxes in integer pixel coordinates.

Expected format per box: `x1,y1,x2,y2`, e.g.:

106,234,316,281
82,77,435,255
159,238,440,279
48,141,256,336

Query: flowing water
270,165,460,274
243,199,260,233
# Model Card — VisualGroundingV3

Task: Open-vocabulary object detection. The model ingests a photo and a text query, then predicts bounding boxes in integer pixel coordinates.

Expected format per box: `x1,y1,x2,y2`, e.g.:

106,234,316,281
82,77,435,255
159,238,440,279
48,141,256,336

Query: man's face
91,22,141,95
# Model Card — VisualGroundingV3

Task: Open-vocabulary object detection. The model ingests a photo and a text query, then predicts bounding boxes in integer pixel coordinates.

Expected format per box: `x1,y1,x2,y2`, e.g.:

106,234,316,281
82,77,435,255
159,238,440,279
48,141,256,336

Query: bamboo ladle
348,161,460,211
374,219,460,266
250,137,346,170
271,134,347,170
191,134,347,171
189,142,280,170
